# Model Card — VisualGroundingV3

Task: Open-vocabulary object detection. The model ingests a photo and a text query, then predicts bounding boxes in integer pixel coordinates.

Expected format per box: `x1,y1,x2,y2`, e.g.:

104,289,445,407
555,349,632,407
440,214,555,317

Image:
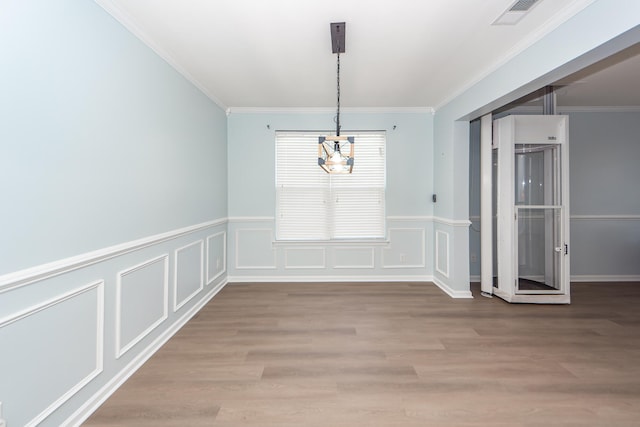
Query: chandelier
318,22,354,174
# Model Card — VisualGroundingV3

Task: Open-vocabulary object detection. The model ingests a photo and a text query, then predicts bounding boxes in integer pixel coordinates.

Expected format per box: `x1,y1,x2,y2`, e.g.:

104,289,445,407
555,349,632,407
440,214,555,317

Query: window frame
275,130,387,242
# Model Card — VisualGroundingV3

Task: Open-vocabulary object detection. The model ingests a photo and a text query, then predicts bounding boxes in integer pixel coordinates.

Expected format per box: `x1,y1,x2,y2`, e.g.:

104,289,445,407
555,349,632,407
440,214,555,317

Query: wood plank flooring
83,282,640,426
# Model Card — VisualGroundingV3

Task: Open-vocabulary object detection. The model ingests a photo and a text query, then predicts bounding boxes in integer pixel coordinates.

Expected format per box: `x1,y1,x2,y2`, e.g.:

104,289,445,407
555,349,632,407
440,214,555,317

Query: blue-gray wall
0,1,227,426
570,110,640,280
0,0,227,275
1,0,639,425
228,111,432,217
226,111,444,288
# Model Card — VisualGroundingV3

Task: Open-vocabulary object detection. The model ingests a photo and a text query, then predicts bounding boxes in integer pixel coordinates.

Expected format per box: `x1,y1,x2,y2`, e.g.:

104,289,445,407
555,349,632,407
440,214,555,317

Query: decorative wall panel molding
0,281,104,427
284,247,326,269
115,255,169,358
1,219,226,427
382,228,425,268
229,219,436,275
235,229,277,269
0,218,227,293
435,230,450,278
333,247,375,269
65,280,228,427
174,240,204,311
206,231,227,284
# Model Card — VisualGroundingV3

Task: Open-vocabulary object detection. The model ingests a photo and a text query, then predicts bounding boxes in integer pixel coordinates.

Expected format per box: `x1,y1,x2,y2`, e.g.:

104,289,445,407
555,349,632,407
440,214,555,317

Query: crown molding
226,107,435,115
95,0,228,111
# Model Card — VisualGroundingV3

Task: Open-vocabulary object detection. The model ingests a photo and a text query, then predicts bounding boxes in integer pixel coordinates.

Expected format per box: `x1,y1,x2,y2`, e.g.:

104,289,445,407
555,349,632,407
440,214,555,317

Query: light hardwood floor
84,282,640,426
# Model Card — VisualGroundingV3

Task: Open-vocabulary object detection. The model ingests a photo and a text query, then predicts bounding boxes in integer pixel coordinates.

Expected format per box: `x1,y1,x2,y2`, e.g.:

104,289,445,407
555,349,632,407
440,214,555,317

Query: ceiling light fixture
318,22,354,174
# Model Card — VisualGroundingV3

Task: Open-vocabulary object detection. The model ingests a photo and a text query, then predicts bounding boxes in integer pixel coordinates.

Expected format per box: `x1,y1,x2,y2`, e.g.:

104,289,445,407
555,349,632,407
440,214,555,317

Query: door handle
554,247,563,253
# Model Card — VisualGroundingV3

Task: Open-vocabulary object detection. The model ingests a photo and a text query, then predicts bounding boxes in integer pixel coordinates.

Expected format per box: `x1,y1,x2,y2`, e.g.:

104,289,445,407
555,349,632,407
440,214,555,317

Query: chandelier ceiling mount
318,22,354,174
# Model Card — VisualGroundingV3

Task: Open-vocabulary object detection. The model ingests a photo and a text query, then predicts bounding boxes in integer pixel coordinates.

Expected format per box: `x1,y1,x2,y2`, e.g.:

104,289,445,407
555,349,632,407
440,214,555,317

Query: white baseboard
432,276,474,299
227,275,434,283
227,275,475,299
64,279,228,427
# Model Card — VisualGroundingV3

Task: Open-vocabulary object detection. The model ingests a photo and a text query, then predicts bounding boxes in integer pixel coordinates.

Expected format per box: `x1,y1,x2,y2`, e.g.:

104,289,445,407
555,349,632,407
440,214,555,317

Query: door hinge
565,244,568,255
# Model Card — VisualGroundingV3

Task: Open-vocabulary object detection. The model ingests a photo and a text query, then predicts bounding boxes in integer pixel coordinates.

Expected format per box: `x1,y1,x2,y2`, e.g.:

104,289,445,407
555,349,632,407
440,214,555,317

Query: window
276,131,386,240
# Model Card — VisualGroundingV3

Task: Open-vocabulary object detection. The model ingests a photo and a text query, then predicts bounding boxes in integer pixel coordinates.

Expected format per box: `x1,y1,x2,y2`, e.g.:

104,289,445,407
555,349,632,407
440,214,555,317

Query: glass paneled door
494,115,570,304
515,143,563,293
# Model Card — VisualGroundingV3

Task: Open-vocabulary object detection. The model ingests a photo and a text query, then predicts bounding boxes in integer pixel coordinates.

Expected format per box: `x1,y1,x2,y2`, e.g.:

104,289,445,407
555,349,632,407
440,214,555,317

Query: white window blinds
276,131,386,240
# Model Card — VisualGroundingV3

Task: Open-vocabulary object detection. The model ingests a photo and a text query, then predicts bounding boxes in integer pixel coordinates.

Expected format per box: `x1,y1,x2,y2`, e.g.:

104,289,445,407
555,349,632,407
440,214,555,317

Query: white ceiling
97,0,639,110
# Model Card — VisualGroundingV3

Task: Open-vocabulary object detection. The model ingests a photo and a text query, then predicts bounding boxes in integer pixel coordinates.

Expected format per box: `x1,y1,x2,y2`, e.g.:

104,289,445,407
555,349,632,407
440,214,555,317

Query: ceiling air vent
493,0,542,25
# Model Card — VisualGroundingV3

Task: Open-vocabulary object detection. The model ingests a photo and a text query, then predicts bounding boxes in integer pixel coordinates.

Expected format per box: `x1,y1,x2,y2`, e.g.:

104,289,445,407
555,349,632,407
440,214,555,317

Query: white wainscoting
284,247,326,269
206,231,227,285
0,281,104,427
235,228,277,269
0,219,227,427
116,255,169,358
174,240,205,312
66,280,227,427
435,230,450,278
333,247,375,269
0,219,225,294
382,228,425,268
228,217,433,283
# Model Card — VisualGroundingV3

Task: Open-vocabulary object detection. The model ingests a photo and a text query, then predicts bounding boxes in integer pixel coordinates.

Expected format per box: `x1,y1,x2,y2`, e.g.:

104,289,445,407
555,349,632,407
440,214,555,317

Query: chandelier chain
336,49,341,136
